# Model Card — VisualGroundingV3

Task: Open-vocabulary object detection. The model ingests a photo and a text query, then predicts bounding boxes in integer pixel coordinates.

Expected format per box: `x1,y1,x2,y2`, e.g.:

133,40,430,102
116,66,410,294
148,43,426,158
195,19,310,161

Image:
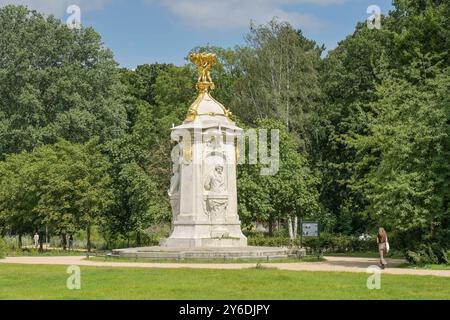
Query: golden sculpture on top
185,52,233,122
190,52,216,93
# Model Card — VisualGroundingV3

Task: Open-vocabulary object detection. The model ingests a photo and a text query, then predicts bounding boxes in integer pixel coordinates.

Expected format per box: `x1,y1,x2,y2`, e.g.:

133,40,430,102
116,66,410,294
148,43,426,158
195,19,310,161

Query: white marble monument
161,53,247,248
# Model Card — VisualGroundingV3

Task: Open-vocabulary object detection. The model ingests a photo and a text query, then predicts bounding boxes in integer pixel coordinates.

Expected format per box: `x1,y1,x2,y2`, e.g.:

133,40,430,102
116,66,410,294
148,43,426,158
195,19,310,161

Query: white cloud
149,0,346,31
0,0,110,16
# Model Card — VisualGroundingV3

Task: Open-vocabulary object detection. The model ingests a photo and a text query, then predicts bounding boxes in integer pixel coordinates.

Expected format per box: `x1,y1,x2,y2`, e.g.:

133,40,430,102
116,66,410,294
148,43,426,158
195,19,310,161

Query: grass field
0,264,449,300
401,264,450,270
6,249,87,257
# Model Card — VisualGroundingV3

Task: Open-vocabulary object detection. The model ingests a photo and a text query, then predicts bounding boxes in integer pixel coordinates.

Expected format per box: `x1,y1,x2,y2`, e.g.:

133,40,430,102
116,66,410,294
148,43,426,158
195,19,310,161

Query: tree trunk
39,233,44,252
136,231,141,247
18,234,22,249
61,233,67,250
268,215,274,236
86,225,92,252
288,216,294,240
286,75,290,132
293,216,298,239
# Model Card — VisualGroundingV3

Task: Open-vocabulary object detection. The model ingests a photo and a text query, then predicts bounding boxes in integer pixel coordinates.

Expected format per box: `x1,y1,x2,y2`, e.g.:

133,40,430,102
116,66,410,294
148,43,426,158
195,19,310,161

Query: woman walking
377,228,389,269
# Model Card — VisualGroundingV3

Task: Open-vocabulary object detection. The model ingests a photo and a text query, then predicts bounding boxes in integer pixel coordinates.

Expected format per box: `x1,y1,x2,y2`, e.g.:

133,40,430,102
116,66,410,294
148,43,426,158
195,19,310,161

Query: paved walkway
1,256,449,277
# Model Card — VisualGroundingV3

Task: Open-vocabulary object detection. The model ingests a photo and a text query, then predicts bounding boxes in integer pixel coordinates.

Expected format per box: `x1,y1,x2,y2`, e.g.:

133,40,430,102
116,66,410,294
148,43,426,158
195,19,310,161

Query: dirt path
1,256,449,277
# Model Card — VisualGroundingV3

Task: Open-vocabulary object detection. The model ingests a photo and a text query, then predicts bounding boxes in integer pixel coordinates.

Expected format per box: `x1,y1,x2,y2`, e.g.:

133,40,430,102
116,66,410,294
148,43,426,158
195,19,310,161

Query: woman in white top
376,228,389,269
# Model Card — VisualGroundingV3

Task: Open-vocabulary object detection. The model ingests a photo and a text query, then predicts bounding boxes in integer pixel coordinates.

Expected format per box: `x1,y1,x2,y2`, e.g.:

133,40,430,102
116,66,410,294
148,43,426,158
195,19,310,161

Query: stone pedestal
112,246,297,260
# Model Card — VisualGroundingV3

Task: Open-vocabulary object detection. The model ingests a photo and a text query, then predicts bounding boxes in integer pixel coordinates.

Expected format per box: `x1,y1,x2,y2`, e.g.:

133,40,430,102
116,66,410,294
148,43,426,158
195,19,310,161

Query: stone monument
112,53,294,260
161,52,247,248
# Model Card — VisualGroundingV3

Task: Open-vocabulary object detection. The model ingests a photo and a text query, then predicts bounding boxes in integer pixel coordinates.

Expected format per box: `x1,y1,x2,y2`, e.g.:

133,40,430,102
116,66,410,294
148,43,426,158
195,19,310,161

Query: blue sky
1,0,393,68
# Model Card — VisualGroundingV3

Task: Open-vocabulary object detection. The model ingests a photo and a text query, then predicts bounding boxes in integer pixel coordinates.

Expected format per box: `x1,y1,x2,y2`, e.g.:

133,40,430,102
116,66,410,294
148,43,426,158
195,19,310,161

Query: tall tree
347,60,450,251
233,19,323,153
320,0,450,241
104,64,197,240
237,119,321,237
0,5,127,158
318,21,390,233
0,139,114,250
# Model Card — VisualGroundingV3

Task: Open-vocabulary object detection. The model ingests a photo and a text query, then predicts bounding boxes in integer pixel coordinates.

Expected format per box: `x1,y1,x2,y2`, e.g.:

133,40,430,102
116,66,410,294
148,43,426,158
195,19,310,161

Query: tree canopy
0,5,127,157
0,2,448,256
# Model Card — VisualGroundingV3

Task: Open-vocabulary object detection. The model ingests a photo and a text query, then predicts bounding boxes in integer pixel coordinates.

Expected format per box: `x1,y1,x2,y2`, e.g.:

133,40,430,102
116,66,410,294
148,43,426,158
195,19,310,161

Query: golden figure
185,52,234,122
189,52,216,92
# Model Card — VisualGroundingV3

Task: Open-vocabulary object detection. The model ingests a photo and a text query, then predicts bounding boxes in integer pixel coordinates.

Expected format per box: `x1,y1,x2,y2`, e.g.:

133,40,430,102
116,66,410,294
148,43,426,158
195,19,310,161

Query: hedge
247,232,378,253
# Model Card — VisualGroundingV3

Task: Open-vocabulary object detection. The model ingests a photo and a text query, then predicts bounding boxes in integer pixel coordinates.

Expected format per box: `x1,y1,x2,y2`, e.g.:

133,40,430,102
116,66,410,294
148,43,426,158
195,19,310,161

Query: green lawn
399,264,450,270
0,264,449,300
6,250,86,257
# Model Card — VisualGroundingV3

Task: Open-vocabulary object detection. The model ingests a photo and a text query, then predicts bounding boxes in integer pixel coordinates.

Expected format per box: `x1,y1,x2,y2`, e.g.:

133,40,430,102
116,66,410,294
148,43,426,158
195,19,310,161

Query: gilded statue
189,52,216,92
185,52,233,122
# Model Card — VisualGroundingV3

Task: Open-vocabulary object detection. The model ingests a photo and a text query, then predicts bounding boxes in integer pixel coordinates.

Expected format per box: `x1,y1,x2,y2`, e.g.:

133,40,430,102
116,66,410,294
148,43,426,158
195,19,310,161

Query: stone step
110,246,300,261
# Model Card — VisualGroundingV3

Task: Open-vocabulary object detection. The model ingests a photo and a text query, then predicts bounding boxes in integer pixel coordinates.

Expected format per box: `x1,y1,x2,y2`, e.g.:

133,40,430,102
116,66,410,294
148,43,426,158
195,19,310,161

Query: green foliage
117,64,197,228
342,26,450,250
233,19,323,151
0,237,7,259
0,2,448,260
406,244,449,265
247,232,378,253
319,0,450,254
100,63,197,243
0,140,113,240
247,234,295,247
347,69,449,241
0,6,127,157
102,158,161,244
237,119,321,232
120,63,172,106
317,19,391,234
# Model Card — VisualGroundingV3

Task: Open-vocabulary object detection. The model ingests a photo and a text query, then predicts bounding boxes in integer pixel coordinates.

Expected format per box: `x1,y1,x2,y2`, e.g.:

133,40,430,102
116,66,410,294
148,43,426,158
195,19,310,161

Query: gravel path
1,256,449,277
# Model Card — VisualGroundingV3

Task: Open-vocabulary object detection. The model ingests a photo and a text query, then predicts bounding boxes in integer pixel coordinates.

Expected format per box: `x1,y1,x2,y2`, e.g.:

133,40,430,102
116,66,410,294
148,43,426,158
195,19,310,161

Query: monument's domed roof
185,91,231,122
196,92,226,116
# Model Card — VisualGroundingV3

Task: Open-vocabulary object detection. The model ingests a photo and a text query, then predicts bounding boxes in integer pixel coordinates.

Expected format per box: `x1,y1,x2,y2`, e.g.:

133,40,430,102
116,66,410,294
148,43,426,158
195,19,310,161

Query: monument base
160,237,247,248
111,246,303,261
163,220,248,248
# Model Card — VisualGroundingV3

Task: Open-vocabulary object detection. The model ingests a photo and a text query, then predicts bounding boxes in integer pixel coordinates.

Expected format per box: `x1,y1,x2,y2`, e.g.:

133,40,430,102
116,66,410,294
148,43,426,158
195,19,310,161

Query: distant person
33,233,39,249
68,234,74,251
376,228,389,269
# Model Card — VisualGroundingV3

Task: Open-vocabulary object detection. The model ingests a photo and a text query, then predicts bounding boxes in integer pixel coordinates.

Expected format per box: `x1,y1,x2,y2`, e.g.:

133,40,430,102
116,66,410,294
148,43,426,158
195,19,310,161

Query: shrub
0,238,8,259
406,244,449,265
247,234,296,247
247,232,381,253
